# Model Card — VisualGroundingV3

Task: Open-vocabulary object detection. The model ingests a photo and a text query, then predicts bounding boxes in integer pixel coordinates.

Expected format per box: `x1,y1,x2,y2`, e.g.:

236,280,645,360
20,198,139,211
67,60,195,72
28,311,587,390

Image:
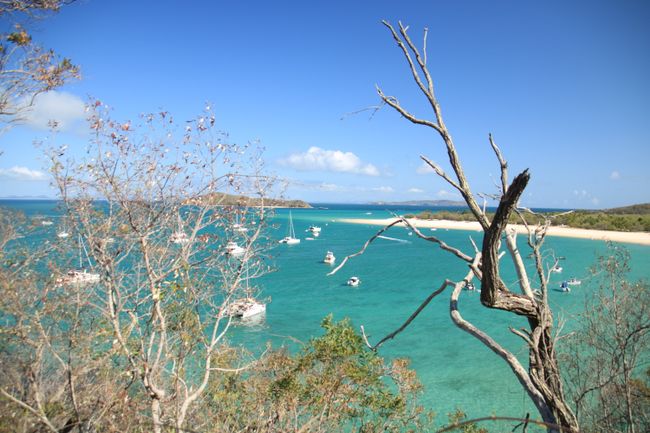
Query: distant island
191,192,311,208
370,199,467,207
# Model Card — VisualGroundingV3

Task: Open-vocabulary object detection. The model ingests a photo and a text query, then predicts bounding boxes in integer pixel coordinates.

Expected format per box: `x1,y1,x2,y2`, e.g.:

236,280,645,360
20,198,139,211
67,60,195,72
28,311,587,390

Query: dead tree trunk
332,20,580,432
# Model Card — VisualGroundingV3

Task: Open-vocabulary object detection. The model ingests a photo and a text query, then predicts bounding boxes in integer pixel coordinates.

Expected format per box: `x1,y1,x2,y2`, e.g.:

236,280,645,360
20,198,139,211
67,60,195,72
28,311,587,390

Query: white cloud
0,166,47,181
416,161,435,175
372,186,394,193
407,187,424,193
610,171,620,180
280,146,379,176
318,182,344,192
20,91,85,131
591,197,600,205
436,189,458,198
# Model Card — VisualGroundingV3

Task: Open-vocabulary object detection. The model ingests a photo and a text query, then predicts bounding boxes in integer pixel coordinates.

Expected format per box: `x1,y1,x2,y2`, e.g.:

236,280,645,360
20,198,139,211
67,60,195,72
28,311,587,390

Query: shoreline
338,217,650,246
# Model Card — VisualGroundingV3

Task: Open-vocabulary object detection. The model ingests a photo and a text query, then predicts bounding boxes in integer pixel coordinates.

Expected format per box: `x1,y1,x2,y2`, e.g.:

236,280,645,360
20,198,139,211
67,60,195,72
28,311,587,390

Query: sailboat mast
78,233,83,269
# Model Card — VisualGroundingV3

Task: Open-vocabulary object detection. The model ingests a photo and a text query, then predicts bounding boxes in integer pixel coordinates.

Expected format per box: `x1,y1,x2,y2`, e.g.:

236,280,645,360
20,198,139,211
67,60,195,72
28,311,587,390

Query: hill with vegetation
191,192,311,208
604,203,650,214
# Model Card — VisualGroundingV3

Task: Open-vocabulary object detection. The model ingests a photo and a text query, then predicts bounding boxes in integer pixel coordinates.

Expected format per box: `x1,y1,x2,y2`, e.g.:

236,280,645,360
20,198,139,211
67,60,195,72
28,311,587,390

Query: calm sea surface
4,200,650,421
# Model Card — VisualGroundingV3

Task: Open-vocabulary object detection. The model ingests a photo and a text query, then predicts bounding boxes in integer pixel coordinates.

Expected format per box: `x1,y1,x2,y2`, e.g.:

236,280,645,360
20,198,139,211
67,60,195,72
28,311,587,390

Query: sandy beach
338,217,650,246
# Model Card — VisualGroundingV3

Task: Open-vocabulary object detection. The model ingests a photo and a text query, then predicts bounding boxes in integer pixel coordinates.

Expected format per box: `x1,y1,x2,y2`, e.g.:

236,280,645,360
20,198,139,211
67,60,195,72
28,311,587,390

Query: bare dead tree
331,21,580,432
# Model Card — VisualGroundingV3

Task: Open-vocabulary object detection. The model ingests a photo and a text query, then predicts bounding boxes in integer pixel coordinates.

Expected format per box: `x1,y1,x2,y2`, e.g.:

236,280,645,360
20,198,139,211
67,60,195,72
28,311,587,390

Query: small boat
58,234,100,286
225,297,266,318
307,225,321,234
347,276,360,287
279,211,300,244
465,282,476,291
323,251,335,264
567,278,582,285
170,231,190,244
551,266,563,273
560,281,571,292
232,213,248,233
56,269,101,286
57,231,70,239
41,220,53,226
225,241,245,256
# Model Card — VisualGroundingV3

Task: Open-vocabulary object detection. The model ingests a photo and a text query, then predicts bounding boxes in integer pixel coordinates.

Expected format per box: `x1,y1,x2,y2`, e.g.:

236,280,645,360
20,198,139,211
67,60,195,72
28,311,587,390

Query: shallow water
5,201,650,422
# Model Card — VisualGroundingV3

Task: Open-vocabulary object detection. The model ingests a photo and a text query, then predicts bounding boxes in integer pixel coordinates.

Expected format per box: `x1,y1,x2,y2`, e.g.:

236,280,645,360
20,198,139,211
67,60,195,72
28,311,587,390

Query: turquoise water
4,201,650,422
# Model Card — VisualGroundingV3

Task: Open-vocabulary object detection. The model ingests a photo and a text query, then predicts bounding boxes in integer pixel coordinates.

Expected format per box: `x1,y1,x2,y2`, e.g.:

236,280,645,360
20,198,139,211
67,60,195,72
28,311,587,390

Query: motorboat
551,266,563,273
307,225,321,234
225,241,246,256
323,251,335,264
225,297,266,318
347,276,360,287
279,211,300,244
560,281,571,292
41,220,53,226
567,278,582,285
57,231,70,239
465,282,476,291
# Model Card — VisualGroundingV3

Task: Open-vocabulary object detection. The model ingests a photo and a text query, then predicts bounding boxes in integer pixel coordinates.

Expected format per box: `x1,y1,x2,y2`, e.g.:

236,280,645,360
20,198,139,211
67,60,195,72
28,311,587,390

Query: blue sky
1,0,649,208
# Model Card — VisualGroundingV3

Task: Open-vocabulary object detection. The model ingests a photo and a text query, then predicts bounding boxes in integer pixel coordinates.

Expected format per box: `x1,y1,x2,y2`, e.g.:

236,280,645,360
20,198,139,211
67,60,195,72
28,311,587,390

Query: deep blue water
2,200,649,422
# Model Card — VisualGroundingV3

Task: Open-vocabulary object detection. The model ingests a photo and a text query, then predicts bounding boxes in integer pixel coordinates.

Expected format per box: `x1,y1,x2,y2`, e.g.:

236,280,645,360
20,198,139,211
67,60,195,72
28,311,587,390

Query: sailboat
232,212,248,233
170,213,190,244
56,234,100,286
224,266,266,318
279,211,300,244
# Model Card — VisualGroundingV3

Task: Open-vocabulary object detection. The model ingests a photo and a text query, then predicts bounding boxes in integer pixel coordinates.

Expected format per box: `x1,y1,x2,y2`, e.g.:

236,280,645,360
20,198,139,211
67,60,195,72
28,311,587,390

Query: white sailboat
232,212,248,233
225,241,246,256
225,267,266,319
57,234,100,286
170,213,190,244
279,211,300,244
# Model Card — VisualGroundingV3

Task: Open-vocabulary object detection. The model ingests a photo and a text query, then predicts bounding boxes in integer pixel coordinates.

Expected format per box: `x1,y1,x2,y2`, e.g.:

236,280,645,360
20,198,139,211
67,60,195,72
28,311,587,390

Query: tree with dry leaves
330,21,579,432
0,0,79,132
0,101,277,432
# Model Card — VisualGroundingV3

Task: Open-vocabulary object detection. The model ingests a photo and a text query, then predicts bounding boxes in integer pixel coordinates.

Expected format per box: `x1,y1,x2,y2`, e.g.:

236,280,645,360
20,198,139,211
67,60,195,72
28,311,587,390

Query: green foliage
410,209,650,232
560,245,650,433
199,316,431,432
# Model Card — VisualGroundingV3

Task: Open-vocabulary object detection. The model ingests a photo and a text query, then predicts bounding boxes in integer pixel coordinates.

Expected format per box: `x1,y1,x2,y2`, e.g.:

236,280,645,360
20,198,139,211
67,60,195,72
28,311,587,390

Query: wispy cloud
0,166,47,181
610,170,620,180
416,161,435,175
280,147,380,176
372,186,394,193
436,189,459,199
19,91,85,131
407,187,424,193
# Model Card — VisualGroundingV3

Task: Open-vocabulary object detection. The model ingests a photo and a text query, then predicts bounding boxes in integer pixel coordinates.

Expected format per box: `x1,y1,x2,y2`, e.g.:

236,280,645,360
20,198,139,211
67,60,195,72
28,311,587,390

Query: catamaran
56,234,100,286
224,267,266,318
225,241,246,256
279,211,300,244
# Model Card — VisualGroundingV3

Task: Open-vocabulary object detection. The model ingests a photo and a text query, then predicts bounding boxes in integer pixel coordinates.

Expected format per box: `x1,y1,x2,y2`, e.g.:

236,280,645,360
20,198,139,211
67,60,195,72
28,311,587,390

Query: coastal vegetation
405,205,650,232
